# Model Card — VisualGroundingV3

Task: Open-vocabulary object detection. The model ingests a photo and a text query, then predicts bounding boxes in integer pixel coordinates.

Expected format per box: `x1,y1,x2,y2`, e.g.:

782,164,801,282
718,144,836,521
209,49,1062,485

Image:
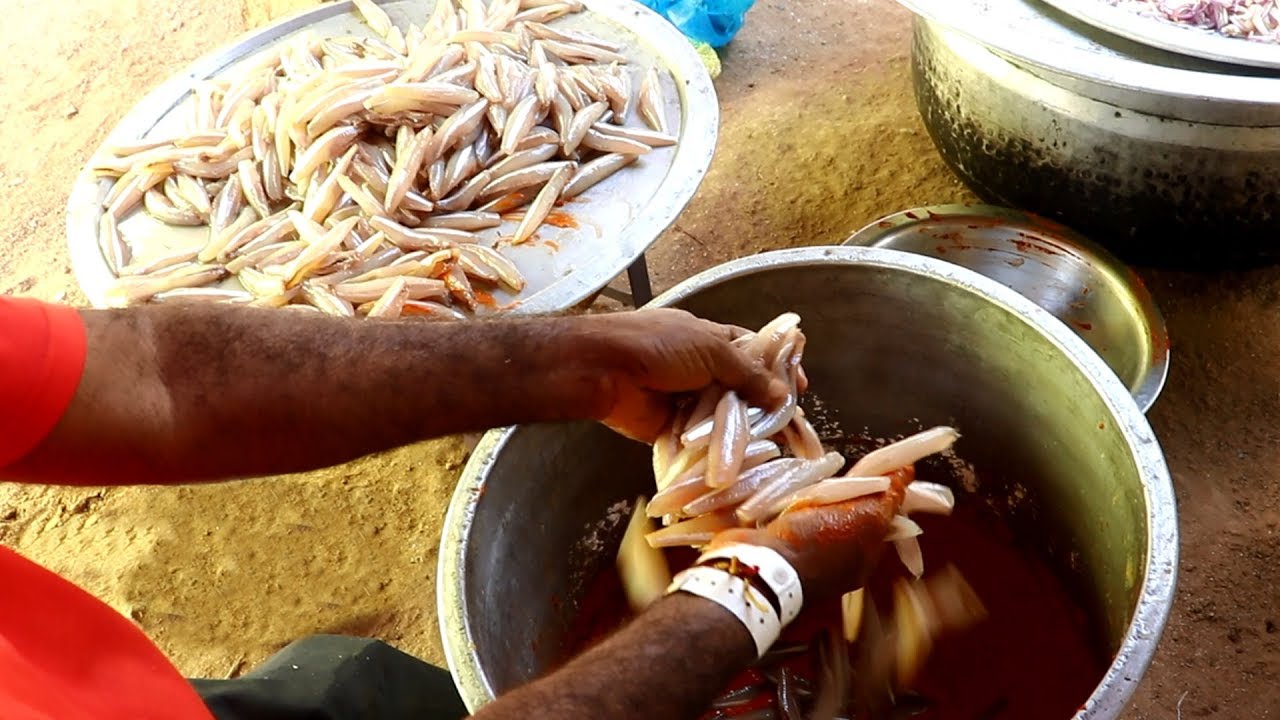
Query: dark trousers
190,635,470,720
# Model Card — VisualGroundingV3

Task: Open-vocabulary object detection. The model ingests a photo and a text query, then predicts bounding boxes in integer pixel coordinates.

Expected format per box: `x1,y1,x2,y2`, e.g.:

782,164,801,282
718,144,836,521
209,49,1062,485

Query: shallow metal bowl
844,204,1169,413
438,246,1177,719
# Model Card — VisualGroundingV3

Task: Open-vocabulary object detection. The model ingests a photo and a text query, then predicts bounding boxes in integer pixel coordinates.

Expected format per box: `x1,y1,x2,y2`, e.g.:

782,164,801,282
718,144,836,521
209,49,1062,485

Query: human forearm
9,304,617,484
471,593,755,720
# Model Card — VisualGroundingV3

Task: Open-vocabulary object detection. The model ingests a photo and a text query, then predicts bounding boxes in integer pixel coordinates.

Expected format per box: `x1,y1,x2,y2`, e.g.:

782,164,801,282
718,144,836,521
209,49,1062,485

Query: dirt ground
0,0,1275,716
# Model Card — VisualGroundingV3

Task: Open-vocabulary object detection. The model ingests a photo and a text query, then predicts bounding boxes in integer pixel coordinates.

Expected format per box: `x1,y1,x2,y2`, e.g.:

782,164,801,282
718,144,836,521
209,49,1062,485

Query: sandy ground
0,0,1276,716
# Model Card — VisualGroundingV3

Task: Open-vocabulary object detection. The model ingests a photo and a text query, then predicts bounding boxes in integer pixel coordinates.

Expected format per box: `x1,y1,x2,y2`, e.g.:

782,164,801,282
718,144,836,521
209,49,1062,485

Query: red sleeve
0,547,214,720
0,297,87,468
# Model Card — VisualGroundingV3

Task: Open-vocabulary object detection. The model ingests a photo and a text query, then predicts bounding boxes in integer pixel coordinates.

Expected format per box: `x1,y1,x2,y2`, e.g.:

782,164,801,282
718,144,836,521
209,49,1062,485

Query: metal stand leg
626,253,654,307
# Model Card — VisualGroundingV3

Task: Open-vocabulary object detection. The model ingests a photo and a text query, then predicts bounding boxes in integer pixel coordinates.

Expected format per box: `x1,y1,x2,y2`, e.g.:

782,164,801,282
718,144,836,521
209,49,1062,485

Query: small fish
435,169,493,212
151,287,254,304
500,94,543,156
371,215,478,251
510,163,574,245
201,206,257,263
352,0,394,37
97,213,131,275
580,128,650,155
444,264,479,311
424,211,502,231
175,173,213,216
590,121,676,147
238,159,273,218
333,275,448,304
385,126,436,212
300,279,357,316
289,126,359,186
563,101,608,156
435,98,491,156
486,142,557,177
706,391,751,488
481,160,574,198
364,276,411,318
562,153,635,198
105,264,228,307
144,188,203,226
401,299,468,320
638,66,667,133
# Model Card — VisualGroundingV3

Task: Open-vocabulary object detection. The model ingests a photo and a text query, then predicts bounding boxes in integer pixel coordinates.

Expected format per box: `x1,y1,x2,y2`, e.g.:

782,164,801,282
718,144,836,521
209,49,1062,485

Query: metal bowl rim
896,0,1280,109
842,203,1170,413
64,0,719,315
438,246,1178,717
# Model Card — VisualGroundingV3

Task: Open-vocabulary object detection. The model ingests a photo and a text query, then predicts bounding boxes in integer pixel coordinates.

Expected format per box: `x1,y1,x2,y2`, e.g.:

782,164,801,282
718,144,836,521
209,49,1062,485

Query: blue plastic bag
638,0,756,48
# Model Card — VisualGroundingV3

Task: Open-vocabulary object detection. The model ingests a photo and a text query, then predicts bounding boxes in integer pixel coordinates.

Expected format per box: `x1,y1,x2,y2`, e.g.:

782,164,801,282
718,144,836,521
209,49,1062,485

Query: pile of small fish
1115,0,1280,42
614,312,985,720
92,0,675,317
640,313,959,574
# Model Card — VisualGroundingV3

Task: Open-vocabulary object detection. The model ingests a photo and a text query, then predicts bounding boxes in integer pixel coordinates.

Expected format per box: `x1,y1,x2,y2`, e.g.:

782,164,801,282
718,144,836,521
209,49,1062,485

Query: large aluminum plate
66,0,717,313
1040,0,1280,70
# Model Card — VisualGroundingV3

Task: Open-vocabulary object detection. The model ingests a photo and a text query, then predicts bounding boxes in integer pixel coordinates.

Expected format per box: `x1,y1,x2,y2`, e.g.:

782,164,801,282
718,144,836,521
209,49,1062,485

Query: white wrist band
697,543,805,626
666,566,781,657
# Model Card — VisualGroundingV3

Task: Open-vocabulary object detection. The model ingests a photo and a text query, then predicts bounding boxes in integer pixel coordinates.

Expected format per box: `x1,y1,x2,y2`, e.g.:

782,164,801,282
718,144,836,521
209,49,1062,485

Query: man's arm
7,304,779,485
472,593,755,720
470,475,909,720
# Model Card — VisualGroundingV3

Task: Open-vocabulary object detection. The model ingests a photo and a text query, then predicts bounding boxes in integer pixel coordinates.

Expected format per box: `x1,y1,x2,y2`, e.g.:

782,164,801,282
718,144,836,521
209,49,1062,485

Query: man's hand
572,309,789,442
705,468,913,601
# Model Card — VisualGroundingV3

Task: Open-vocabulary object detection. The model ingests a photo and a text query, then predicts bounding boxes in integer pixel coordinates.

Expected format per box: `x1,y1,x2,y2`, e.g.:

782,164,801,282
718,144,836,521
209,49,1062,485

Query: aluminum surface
844,205,1169,412
913,18,1280,266
438,246,1178,718
1040,0,1280,70
65,0,717,314
893,0,1280,123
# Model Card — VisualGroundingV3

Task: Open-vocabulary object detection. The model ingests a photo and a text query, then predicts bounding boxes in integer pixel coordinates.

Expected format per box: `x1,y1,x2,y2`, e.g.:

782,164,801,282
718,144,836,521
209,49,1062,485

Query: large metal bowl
910,11,1280,267
437,246,1177,718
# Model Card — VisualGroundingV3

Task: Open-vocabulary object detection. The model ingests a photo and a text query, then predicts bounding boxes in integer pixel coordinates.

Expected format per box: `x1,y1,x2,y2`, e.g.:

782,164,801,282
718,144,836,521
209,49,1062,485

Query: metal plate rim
1039,0,1280,70
65,0,719,314
842,204,1170,413
893,0,1280,109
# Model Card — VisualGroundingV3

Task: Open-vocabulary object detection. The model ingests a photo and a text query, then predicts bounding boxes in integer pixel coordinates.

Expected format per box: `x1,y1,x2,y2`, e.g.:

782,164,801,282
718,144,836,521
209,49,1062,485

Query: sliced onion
842,589,865,643
901,481,956,516
644,511,736,548
893,579,934,686
885,514,923,541
895,537,925,578
616,497,671,613
847,426,960,477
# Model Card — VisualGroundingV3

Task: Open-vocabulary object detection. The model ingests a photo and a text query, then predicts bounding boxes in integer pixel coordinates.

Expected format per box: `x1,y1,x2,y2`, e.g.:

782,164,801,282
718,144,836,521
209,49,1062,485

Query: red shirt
0,298,213,720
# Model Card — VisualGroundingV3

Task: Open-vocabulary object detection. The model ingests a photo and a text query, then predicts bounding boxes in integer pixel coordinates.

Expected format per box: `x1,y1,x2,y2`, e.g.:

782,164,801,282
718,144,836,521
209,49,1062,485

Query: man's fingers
601,385,671,444
706,340,789,411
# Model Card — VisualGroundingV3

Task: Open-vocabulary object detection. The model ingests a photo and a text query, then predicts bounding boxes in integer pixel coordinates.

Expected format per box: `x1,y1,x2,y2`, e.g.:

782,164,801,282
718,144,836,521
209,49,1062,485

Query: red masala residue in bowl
563,474,1107,718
